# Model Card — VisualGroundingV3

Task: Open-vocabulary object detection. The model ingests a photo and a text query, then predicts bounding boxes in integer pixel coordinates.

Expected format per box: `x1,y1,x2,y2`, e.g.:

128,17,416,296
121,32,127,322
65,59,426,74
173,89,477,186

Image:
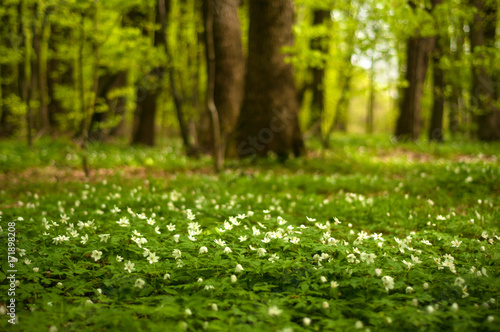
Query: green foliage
1,136,499,331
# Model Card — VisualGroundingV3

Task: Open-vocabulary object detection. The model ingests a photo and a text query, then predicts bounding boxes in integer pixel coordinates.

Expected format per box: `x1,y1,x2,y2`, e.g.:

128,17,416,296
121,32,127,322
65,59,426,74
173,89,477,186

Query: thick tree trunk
132,1,164,146
232,0,305,159
470,0,500,141
429,36,445,142
132,86,158,146
199,0,244,153
395,36,435,141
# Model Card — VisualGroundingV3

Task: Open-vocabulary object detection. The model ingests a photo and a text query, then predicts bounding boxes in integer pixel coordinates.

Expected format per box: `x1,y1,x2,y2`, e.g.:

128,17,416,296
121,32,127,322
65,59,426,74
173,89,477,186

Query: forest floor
0,135,499,331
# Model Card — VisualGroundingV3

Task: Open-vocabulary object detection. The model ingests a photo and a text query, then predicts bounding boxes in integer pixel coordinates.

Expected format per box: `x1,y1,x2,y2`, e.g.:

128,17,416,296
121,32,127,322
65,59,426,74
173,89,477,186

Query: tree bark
132,1,164,146
366,54,376,134
429,35,445,142
470,0,500,141
395,35,435,141
309,10,329,138
231,0,305,159
199,0,244,154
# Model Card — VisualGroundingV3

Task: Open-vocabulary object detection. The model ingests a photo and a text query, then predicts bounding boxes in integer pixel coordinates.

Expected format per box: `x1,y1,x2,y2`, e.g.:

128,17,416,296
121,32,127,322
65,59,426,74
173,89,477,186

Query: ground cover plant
1,136,499,331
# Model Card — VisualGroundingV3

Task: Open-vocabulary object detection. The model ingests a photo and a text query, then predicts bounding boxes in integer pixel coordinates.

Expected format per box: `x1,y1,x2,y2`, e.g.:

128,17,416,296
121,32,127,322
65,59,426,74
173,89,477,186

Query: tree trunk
132,1,164,146
429,35,445,142
366,54,376,134
132,87,158,146
309,10,329,138
470,0,500,141
232,0,305,159
199,0,244,154
395,35,435,141
447,21,464,136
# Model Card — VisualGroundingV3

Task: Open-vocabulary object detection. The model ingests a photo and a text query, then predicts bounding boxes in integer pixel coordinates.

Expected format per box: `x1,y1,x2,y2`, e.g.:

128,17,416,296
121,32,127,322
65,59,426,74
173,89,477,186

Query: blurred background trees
0,0,499,159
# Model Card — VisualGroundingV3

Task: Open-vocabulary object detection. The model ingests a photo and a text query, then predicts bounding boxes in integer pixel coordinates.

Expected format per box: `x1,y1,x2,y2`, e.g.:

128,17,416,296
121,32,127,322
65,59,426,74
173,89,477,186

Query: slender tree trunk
429,35,445,142
232,0,305,159
36,12,51,135
309,10,329,138
470,0,500,141
366,54,376,134
158,0,195,153
20,1,33,147
204,0,223,170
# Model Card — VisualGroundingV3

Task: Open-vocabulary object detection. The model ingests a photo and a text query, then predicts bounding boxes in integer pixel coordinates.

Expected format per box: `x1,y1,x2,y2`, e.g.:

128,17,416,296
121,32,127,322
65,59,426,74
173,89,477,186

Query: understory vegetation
1,136,499,331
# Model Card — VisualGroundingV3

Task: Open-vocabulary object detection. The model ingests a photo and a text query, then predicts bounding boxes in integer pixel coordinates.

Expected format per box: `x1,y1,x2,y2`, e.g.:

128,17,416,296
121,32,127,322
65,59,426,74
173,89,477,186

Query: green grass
1,135,499,331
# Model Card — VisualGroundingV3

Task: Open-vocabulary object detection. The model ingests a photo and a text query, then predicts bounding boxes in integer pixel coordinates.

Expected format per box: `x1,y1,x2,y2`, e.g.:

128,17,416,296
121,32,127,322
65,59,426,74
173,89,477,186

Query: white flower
147,218,155,225
451,303,459,311
214,238,226,247
147,252,159,264
261,237,270,243
423,282,429,290
454,277,465,287
303,317,311,326
235,264,244,273
330,281,339,288
57,282,63,288
173,234,180,242
421,240,432,246
306,216,316,222
134,278,145,289
322,301,329,309
410,255,422,264
375,268,382,277
163,273,170,280
124,260,135,273
257,248,267,257
204,285,214,291
290,237,300,244
91,250,103,261
360,252,376,264
354,321,364,329
320,276,327,283
154,226,161,234
197,278,203,283
346,254,356,263
211,303,218,311
268,305,282,316
268,253,280,263
451,239,462,248
402,260,413,269
406,286,414,294
411,298,419,306
172,249,182,259
381,276,394,292
199,246,208,254
33,267,39,273
487,316,495,323
231,275,237,283
239,236,247,242
166,223,176,231
224,247,232,254
185,308,192,316
426,305,435,314
98,234,110,243
116,255,124,262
